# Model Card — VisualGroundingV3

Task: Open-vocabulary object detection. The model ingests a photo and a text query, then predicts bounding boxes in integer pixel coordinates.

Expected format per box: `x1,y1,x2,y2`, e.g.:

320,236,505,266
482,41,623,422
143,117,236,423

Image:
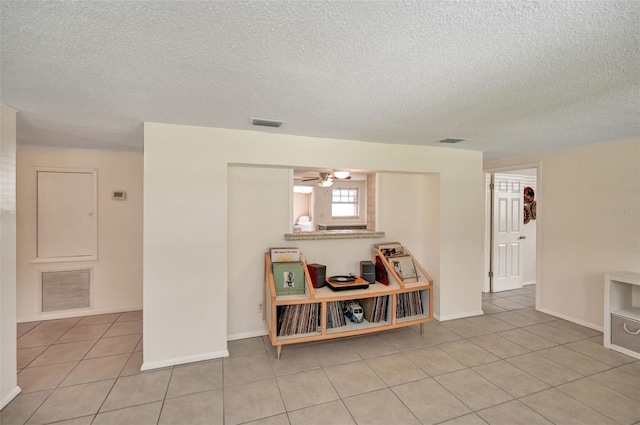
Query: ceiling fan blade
302,178,320,182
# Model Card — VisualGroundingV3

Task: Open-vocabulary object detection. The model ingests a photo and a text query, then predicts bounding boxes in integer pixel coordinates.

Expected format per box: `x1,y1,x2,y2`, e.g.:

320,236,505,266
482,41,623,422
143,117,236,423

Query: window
332,188,359,217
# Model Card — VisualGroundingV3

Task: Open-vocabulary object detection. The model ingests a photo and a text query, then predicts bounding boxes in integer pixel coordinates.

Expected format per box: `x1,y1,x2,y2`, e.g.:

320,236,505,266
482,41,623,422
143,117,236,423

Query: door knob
518,236,526,240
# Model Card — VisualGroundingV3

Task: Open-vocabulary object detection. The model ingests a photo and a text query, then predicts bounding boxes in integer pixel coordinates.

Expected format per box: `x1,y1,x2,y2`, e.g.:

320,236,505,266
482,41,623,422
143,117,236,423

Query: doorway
293,185,314,232
485,167,538,295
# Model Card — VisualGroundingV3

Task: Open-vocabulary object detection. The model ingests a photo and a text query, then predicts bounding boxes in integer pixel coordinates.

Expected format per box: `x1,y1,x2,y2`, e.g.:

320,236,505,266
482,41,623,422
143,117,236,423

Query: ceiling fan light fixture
333,171,350,179
318,178,333,187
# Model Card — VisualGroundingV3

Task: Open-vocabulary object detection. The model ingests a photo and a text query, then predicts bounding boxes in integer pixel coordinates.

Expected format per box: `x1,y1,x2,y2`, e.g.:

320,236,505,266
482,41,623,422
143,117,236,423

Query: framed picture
376,242,405,258
388,255,418,283
272,261,306,295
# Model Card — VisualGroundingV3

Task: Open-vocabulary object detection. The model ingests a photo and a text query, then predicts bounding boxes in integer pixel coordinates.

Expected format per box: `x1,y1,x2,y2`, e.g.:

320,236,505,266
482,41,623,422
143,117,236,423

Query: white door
37,171,97,260
491,173,524,292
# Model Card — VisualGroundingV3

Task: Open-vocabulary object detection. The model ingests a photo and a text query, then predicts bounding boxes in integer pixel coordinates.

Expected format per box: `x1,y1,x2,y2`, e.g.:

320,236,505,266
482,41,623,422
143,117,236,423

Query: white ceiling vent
439,138,466,144
251,118,285,128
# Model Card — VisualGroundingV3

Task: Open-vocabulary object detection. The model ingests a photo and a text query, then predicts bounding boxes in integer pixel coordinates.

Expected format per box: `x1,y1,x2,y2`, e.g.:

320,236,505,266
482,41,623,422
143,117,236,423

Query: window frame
331,187,360,218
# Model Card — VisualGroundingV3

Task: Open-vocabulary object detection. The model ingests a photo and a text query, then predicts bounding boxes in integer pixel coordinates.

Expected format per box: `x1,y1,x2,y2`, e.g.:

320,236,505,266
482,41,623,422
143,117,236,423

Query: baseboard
18,305,143,323
141,350,229,371
523,281,536,286
537,306,603,332
0,386,21,410
434,309,484,322
228,329,268,341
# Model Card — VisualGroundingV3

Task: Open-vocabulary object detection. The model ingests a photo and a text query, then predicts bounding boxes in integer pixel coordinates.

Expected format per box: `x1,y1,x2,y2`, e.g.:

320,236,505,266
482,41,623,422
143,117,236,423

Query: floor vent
42,269,91,312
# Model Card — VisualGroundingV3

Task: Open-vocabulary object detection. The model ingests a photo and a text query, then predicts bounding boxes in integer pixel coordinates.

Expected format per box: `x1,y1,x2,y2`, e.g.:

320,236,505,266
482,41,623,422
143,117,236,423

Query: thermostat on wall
112,191,127,200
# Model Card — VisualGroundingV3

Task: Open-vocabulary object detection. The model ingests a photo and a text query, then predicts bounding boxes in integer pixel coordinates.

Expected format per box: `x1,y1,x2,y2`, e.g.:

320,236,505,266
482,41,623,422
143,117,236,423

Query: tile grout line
16,318,110,425
154,364,175,425
480,306,633,423
16,313,147,425
10,289,640,425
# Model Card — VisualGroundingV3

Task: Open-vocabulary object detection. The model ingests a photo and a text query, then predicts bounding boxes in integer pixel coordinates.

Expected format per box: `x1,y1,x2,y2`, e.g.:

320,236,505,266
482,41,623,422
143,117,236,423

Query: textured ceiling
1,1,638,160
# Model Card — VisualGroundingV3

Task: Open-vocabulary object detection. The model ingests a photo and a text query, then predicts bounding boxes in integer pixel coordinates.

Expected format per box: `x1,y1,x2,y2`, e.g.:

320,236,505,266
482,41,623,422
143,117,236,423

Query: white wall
0,105,19,409
144,129,230,369
521,209,537,285
228,166,290,339
485,138,640,329
227,168,443,339
16,149,143,322
144,122,484,368
420,174,441,309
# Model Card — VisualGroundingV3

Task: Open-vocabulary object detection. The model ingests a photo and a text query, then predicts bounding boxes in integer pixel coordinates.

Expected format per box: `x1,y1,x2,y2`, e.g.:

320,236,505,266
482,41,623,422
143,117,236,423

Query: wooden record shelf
264,247,433,359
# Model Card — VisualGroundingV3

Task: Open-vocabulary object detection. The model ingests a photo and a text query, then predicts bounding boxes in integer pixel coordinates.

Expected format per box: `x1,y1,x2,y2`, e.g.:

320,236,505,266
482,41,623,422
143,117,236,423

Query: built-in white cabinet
604,272,640,360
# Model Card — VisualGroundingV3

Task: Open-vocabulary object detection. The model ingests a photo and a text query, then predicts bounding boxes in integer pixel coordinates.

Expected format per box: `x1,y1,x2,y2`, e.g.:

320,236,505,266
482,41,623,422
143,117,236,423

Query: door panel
492,174,524,292
497,244,507,278
37,171,97,260
510,243,520,276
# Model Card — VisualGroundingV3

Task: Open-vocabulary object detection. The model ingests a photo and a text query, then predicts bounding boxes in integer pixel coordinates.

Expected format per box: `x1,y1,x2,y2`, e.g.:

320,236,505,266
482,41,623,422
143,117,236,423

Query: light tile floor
2,286,640,424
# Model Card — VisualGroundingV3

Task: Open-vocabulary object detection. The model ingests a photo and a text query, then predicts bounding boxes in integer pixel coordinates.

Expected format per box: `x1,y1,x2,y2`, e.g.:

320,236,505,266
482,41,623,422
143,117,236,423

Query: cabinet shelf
604,272,640,360
611,306,640,320
273,293,313,304
396,314,431,325
312,281,403,301
277,331,322,341
326,319,393,335
265,246,433,359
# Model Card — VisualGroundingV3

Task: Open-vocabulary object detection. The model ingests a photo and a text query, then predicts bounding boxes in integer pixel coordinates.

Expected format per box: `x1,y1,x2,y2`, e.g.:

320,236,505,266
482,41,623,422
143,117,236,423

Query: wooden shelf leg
420,323,424,335
276,345,282,360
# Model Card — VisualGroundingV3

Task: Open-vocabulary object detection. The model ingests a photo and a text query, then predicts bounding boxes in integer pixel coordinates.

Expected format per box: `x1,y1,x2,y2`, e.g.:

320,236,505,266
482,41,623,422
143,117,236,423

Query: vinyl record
328,275,356,284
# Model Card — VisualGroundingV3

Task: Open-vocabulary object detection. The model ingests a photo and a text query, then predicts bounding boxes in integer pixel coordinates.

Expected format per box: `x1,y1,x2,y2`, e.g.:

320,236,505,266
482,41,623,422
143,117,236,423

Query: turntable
326,275,370,291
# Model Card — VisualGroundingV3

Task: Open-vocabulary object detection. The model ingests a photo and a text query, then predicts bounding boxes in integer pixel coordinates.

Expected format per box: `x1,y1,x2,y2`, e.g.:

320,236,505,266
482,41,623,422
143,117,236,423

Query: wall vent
42,269,91,312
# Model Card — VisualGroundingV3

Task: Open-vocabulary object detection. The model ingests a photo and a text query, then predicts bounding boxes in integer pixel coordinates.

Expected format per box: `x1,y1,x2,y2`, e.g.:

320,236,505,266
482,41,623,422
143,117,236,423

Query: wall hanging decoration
524,186,537,224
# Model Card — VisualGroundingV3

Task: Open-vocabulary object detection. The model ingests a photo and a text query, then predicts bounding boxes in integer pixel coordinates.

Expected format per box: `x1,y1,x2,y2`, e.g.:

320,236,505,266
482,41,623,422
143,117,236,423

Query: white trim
537,306,603,332
0,386,21,410
483,172,492,293
288,169,294,233
18,144,143,154
604,343,640,360
31,256,97,264
17,305,142,323
141,350,229,371
483,162,541,174
434,309,484,322
483,162,542,313
228,329,268,341
523,281,536,286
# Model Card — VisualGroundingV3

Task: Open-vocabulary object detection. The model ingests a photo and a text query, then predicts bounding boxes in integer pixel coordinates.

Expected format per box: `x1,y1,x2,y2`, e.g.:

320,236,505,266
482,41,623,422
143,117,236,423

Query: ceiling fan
302,171,351,187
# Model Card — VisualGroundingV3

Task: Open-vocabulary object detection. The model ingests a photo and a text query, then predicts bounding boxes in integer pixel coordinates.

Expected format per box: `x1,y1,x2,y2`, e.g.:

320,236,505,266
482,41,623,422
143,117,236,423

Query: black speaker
360,261,376,284
307,263,326,288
